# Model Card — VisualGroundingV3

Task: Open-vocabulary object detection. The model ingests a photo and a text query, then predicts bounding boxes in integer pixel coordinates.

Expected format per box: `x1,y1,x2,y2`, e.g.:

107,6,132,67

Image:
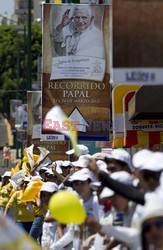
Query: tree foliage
0,24,42,116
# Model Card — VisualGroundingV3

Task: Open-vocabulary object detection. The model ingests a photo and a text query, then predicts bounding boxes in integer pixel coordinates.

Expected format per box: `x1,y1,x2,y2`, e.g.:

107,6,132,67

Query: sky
0,0,14,16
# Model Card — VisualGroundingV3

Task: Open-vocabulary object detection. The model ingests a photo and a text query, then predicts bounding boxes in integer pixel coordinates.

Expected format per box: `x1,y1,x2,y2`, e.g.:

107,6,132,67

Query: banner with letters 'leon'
42,4,111,141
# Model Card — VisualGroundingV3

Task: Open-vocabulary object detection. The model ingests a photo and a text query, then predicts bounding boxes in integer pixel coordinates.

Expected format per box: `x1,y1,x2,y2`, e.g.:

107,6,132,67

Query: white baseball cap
61,161,73,167
2,171,11,178
110,149,133,172
100,171,133,199
96,160,108,174
92,152,112,161
66,144,89,155
72,155,91,168
69,168,93,182
140,152,163,172
132,149,153,169
40,182,58,193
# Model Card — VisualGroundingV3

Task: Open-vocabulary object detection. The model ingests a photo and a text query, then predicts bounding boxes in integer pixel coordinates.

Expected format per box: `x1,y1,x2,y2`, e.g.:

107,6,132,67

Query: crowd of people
0,144,163,250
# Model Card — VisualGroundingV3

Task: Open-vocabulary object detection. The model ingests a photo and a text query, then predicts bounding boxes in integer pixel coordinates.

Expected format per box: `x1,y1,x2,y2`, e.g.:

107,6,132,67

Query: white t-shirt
41,210,57,248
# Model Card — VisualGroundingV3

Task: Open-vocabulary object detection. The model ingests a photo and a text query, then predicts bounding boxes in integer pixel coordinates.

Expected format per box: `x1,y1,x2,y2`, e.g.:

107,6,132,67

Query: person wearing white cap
68,168,100,250
69,168,97,216
39,166,49,181
140,196,163,250
40,182,58,210
40,182,59,248
1,171,11,185
106,149,134,174
45,167,64,186
88,150,163,206
132,150,163,193
100,172,134,223
98,171,135,249
44,169,55,182
45,168,60,184
61,161,73,177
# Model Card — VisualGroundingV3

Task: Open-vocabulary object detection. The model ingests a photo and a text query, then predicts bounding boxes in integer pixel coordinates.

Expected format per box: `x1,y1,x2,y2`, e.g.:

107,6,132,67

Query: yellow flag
11,160,22,176
22,162,31,176
62,115,80,156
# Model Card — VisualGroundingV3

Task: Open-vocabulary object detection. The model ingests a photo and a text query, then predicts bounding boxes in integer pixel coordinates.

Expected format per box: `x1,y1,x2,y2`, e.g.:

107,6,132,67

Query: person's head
110,194,129,212
19,176,31,191
39,167,48,180
142,216,163,249
73,6,94,32
132,150,163,191
135,152,163,191
141,197,163,250
72,155,92,171
40,182,58,209
106,149,133,174
72,180,92,201
106,159,125,173
1,171,11,186
45,168,62,185
138,170,161,191
69,168,93,201
61,161,72,177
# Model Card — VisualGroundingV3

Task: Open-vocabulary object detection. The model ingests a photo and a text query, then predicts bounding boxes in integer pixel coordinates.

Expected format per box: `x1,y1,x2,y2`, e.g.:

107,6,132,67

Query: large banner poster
15,104,28,131
112,0,163,85
27,91,68,161
10,99,22,129
42,4,110,141
10,100,22,120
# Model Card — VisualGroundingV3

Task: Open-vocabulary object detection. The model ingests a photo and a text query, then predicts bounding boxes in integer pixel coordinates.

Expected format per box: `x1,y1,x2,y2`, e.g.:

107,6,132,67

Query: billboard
15,104,27,131
10,100,22,120
42,4,111,141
